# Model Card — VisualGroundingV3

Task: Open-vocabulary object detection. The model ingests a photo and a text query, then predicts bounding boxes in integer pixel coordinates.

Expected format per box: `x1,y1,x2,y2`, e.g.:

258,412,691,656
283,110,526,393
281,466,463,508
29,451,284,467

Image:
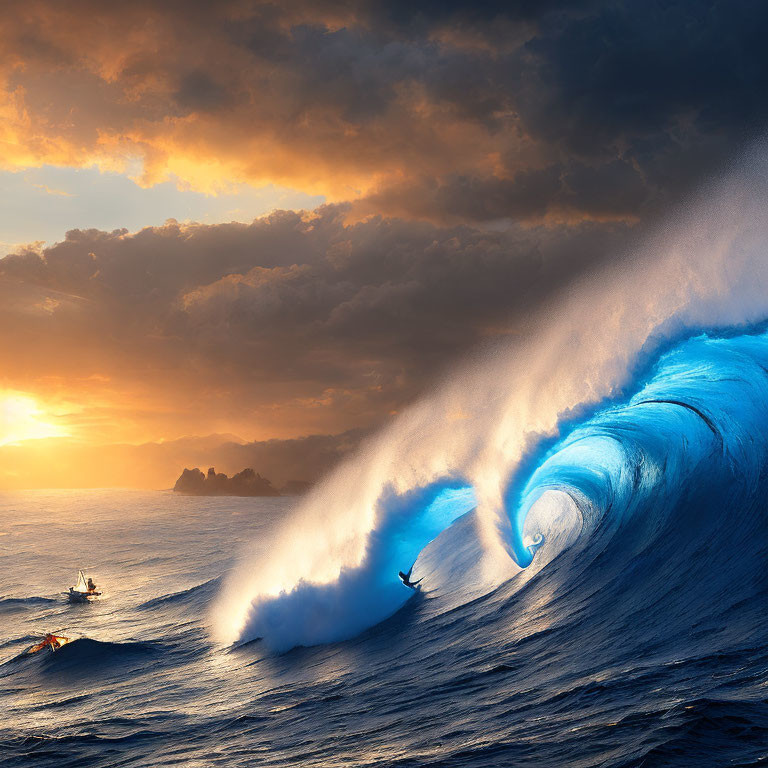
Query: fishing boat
68,569,101,602
26,633,71,654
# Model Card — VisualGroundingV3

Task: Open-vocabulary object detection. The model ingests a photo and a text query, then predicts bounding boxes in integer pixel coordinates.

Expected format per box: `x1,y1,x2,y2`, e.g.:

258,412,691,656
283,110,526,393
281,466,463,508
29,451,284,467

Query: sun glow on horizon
0,391,69,446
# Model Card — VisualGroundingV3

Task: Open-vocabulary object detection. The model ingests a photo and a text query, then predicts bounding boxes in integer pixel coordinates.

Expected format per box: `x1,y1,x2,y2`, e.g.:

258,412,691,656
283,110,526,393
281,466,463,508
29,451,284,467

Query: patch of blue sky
0,165,325,255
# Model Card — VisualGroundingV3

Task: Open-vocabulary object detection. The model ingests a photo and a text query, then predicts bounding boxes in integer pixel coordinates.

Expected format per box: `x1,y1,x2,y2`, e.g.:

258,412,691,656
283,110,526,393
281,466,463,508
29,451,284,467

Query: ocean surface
2,329,768,767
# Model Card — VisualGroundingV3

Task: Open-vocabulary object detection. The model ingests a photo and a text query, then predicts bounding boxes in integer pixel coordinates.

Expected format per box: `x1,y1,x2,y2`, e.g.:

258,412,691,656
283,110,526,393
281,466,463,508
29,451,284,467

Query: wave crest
214,145,768,652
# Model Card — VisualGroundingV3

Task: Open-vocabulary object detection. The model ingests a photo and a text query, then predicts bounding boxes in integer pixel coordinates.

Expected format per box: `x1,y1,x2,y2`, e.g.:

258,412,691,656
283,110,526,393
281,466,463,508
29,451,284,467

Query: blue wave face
505,331,768,625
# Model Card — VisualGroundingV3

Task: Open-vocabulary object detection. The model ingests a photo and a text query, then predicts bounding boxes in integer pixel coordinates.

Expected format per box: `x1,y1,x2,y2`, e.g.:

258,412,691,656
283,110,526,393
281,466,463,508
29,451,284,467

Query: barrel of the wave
503,331,768,628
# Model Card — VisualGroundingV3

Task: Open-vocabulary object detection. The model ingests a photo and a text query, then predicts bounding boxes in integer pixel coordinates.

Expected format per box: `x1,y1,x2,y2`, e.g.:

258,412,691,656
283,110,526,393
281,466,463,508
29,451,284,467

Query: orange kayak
27,634,71,654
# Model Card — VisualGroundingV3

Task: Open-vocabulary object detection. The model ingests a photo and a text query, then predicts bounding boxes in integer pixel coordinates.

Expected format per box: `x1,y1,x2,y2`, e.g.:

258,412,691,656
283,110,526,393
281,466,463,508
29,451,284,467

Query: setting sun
0,391,68,445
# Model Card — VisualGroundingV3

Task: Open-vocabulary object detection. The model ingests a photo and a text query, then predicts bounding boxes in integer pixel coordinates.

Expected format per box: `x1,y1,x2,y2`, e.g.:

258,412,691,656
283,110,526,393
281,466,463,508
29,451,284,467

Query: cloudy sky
1,1,766,487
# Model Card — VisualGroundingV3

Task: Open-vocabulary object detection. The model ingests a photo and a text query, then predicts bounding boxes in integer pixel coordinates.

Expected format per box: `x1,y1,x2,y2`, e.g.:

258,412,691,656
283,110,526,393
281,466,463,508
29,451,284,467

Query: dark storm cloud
375,0,768,213
360,159,650,223
350,0,601,36
174,71,235,113
3,1,765,221
522,1,768,152
0,208,630,439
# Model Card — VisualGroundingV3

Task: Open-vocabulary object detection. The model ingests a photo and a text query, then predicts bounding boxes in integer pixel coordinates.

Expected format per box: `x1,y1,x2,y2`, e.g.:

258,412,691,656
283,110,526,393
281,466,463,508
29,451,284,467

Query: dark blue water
2,329,767,767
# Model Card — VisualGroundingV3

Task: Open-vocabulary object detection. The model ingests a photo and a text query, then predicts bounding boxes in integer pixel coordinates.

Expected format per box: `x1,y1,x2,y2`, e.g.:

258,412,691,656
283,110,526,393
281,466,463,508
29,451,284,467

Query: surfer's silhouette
398,566,423,589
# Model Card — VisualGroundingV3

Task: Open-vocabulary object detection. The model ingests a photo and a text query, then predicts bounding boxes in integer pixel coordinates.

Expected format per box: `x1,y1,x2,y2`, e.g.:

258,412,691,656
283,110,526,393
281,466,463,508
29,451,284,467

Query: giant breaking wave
213,150,768,653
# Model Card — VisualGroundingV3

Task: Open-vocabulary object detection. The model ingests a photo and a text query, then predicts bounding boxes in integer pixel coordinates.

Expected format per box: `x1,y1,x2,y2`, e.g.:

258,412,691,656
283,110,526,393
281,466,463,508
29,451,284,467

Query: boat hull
68,589,101,602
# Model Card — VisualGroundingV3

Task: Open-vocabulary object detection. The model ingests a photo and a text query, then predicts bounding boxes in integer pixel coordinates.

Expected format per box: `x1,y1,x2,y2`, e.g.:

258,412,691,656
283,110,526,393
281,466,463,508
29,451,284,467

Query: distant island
173,467,311,496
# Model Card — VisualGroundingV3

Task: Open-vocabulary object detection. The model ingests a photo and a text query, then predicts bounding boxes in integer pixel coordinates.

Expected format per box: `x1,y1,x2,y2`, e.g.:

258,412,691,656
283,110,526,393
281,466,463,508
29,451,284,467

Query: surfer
398,566,423,589
87,577,97,593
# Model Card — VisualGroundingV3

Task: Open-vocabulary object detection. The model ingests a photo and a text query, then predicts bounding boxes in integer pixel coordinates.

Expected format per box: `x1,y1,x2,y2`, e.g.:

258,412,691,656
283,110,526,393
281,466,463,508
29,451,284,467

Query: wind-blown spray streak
214,149,768,653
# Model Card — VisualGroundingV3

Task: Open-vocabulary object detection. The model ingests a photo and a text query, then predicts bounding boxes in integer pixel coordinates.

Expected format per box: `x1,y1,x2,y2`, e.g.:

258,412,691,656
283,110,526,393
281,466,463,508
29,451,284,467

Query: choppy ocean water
2,332,768,767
